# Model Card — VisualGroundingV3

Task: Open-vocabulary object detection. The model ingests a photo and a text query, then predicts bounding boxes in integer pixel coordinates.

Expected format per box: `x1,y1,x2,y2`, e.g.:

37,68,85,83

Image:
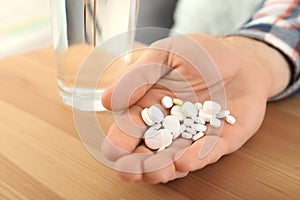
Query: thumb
102,45,172,111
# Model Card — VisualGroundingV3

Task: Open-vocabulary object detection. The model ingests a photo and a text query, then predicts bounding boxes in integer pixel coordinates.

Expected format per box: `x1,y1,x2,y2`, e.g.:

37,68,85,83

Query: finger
115,146,153,183
102,47,171,111
142,138,192,184
174,135,229,172
101,105,146,161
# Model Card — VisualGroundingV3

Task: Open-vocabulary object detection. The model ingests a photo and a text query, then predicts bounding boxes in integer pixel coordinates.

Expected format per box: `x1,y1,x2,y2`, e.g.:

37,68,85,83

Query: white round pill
216,110,230,119
203,101,221,115
191,123,207,132
210,118,222,128
183,118,194,127
192,116,206,125
225,115,236,125
144,129,172,150
170,105,186,121
141,108,155,126
198,110,214,122
148,105,164,123
161,96,173,109
181,132,193,139
182,101,198,117
143,126,159,139
192,132,205,141
163,115,181,134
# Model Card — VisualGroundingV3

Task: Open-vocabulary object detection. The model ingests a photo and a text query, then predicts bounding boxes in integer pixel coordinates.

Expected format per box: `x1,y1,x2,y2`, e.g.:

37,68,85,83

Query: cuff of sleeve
227,29,300,101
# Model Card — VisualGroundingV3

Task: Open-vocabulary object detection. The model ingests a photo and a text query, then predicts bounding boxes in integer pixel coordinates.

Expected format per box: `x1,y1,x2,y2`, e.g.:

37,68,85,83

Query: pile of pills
141,96,236,151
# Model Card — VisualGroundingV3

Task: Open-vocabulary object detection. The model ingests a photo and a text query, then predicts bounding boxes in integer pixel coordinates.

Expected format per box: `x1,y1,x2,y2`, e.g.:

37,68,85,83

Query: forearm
229,0,300,100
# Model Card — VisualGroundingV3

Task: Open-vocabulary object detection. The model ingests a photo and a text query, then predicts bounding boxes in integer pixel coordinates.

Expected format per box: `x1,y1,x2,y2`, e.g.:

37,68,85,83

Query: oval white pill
181,132,193,139
163,115,180,133
210,118,222,128
225,115,236,125
186,127,196,135
141,108,155,126
198,110,214,122
148,105,164,123
191,123,207,132
173,98,184,106
192,116,206,125
182,101,198,117
161,96,173,109
170,105,186,121
216,110,230,119
192,132,205,141
183,118,194,127
203,101,221,115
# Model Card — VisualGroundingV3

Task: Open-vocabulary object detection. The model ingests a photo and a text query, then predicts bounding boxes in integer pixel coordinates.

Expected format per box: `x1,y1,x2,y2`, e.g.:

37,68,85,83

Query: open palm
101,34,284,184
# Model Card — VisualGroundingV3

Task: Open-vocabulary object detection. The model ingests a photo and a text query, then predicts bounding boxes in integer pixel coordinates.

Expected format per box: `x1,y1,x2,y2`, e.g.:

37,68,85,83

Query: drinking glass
51,0,139,111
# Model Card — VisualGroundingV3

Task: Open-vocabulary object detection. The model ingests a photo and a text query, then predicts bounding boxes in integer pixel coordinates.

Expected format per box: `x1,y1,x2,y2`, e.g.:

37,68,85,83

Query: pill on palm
192,132,205,141
145,129,172,150
191,123,207,132
198,110,213,122
148,105,164,123
182,101,198,117
170,105,186,121
192,116,206,124
203,101,221,115
183,118,194,127
225,115,236,125
186,127,196,135
210,118,222,128
141,108,155,126
181,132,193,139
144,126,159,139
216,110,230,119
161,96,173,109
163,115,180,133
194,102,202,111
173,98,184,106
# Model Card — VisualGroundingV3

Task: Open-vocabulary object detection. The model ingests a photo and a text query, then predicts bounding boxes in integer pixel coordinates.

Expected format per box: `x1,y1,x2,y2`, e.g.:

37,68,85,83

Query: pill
186,127,196,135
148,105,164,123
225,115,236,125
198,110,214,122
163,115,181,133
194,102,202,111
144,129,172,150
216,110,230,119
210,118,222,128
170,105,186,121
192,131,205,141
203,101,221,115
183,118,194,127
152,123,162,130
161,96,173,109
181,132,193,139
192,116,206,124
141,108,155,126
143,126,159,139
191,123,207,132
182,101,198,117
172,130,182,140
173,98,184,106
179,124,187,133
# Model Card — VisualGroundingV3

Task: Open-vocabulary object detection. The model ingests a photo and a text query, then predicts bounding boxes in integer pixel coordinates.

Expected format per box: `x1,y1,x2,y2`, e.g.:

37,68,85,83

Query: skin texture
101,33,290,184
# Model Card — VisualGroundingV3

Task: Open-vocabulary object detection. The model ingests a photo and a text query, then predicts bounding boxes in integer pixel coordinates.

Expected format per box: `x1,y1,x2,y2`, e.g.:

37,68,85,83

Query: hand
101,33,290,184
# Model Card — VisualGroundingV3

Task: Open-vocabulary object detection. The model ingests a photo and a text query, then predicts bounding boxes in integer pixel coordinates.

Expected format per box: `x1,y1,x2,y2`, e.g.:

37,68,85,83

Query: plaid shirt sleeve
230,0,300,101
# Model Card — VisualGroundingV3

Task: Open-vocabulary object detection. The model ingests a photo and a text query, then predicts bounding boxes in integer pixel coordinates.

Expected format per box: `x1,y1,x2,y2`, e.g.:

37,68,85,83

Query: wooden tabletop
0,48,299,200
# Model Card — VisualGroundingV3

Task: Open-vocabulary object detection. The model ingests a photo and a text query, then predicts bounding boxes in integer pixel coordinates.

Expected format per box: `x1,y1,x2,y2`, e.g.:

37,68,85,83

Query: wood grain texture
0,48,299,200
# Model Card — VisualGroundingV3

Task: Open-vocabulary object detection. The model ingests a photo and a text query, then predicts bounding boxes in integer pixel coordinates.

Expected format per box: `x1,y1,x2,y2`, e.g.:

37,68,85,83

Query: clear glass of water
50,0,139,111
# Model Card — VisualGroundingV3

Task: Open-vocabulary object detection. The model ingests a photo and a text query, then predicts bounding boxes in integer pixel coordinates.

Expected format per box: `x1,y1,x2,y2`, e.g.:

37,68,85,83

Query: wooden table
0,48,299,200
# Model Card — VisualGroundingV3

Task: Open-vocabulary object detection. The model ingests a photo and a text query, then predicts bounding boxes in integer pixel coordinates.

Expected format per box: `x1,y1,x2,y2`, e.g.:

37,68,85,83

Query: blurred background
0,0,52,58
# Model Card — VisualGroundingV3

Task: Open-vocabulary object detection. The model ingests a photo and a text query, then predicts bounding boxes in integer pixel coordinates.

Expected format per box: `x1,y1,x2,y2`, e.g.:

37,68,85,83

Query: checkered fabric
231,0,300,100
